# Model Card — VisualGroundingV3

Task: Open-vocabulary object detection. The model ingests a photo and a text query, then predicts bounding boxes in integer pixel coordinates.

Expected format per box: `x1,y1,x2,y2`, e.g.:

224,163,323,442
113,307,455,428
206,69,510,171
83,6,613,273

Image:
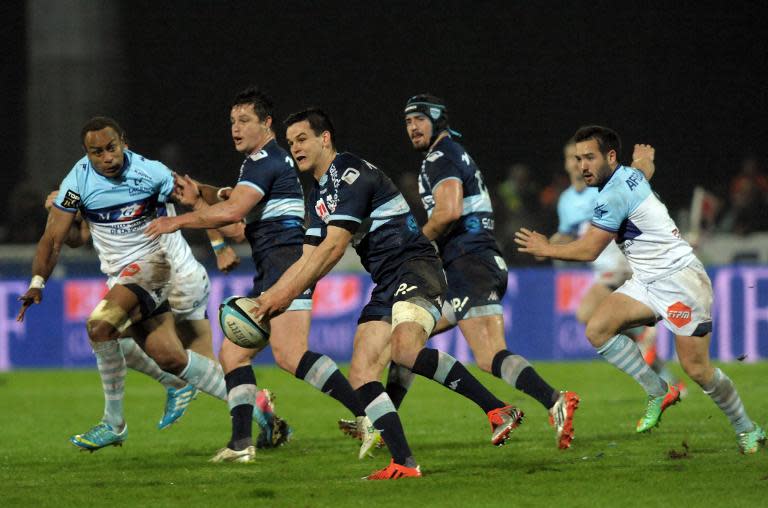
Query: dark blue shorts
248,245,313,311
443,249,507,321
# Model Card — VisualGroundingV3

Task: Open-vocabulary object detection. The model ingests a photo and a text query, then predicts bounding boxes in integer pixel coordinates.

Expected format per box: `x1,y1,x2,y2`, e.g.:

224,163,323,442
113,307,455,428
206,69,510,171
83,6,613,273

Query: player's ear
263,116,273,130
606,149,617,164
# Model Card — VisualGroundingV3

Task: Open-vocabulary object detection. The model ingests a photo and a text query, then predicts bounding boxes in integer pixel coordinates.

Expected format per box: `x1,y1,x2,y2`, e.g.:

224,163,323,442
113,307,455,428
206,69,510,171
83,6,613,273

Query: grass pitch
1,362,767,507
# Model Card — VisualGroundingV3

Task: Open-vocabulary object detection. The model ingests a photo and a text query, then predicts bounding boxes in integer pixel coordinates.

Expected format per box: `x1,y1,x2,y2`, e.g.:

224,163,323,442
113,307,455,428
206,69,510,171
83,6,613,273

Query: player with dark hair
554,138,684,393
18,116,269,452
251,107,524,480
147,87,377,462
369,94,579,450
516,125,765,454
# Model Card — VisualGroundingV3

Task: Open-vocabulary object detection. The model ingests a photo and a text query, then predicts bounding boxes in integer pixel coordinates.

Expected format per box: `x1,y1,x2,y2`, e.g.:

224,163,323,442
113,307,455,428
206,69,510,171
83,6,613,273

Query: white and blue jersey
591,165,695,282
306,152,437,288
53,149,174,276
557,185,628,275
235,140,306,259
418,136,499,264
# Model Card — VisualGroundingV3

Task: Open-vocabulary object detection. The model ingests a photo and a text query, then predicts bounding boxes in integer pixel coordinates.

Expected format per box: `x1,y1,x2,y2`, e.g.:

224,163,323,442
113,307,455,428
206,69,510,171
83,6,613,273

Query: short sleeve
327,166,373,225
424,151,462,191
556,195,575,235
237,155,276,196
305,188,325,245
591,187,630,232
146,161,175,203
53,168,81,213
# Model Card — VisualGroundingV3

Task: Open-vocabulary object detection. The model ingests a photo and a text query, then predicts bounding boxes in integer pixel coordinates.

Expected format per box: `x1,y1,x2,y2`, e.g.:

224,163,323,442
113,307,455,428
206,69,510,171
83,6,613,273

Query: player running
349,94,578,450
42,190,286,446
253,108,524,480
554,138,684,393
17,116,277,452
146,87,377,463
516,125,765,453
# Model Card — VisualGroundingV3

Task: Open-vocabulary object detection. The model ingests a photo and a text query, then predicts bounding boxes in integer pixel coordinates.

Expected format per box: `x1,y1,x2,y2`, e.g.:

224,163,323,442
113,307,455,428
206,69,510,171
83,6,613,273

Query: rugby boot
364,458,421,480
209,445,256,463
158,384,197,430
70,422,128,451
487,405,524,446
548,391,580,449
636,383,681,433
738,423,766,454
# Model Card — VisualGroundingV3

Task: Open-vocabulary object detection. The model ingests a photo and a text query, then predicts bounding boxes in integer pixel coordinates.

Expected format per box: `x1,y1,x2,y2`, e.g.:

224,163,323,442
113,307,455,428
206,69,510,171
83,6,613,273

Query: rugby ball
218,296,271,350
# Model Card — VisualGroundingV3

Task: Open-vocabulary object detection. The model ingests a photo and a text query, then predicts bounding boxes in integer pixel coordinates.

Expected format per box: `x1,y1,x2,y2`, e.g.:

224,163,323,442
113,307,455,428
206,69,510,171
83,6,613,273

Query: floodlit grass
1,362,767,507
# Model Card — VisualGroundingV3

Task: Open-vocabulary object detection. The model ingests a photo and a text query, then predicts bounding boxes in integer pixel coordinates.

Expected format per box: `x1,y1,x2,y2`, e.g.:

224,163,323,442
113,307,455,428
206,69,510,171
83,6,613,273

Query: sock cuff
491,350,513,377
356,381,385,406
295,351,324,379
596,334,626,355
411,348,439,378
702,367,724,393
225,365,256,392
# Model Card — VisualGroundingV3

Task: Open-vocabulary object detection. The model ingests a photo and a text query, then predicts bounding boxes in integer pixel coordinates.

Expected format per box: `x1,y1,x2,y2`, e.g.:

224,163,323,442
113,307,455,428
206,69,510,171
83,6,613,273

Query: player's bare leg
675,333,764,453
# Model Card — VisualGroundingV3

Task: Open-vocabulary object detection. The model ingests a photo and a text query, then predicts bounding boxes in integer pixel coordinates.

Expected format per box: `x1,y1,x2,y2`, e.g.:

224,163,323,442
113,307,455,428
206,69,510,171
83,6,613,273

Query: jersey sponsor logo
61,190,81,208
593,203,608,219
341,168,360,185
426,151,444,162
461,152,470,165
120,263,141,278
667,301,693,328
315,199,330,223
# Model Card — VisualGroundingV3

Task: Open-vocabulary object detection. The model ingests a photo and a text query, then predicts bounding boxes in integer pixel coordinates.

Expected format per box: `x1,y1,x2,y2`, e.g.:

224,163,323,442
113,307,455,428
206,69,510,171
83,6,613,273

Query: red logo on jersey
120,263,142,278
667,301,692,328
315,199,330,223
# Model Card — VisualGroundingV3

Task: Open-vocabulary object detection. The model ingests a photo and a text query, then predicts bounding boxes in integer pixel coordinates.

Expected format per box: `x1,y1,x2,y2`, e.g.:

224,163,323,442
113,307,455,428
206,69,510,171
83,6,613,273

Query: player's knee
152,348,188,374
575,305,591,325
585,318,613,347
87,299,132,342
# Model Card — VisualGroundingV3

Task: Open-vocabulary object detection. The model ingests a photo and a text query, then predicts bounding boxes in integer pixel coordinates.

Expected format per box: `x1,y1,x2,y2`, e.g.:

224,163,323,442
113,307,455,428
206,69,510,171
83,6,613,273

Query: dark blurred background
2,1,767,263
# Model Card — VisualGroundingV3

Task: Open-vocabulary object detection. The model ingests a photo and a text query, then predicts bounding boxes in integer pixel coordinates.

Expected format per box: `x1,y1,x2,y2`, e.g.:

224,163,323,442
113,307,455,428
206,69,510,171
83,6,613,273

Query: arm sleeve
590,187,630,233
326,166,374,230
151,162,175,203
237,157,276,196
305,189,326,245
425,153,462,192
53,169,81,213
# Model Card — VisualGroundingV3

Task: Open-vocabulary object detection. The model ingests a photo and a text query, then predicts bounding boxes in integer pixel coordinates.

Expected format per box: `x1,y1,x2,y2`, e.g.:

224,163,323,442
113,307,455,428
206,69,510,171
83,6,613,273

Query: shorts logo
667,301,692,328
61,190,81,208
451,296,469,313
120,263,141,277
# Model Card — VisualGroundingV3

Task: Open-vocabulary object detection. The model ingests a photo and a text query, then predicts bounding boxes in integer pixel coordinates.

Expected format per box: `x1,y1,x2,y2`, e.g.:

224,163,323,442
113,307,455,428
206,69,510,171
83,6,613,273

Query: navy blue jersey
418,136,500,263
235,140,306,263
306,152,436,286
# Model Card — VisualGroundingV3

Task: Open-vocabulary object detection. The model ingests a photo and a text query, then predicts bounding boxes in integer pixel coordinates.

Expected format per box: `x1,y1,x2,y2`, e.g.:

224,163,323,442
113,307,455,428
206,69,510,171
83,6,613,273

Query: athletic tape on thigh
89,299,133,333
392,300,436,336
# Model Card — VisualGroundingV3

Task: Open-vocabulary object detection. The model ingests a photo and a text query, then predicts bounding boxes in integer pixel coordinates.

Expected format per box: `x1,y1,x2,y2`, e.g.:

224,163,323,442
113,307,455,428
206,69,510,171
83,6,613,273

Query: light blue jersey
591,165,695,282
54,149,174,276
557,184,628,275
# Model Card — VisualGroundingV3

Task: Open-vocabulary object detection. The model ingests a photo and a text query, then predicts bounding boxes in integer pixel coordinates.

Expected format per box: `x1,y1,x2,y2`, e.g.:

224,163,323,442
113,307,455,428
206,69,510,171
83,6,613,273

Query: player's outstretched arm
253,227,351,320
422,179,463,241
631,144,655,181
516,225,614,262
17,206,76,321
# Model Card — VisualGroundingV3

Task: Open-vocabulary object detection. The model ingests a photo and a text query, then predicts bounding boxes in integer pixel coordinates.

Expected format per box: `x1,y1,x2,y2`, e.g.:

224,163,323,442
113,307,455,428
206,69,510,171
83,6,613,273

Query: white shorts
107,250,172,314
168,261,210,322
615,260,713,336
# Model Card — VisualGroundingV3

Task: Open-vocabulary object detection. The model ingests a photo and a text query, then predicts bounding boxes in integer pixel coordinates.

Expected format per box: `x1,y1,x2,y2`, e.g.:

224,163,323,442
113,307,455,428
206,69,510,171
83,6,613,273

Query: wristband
30,275,46,289
210,239,227,253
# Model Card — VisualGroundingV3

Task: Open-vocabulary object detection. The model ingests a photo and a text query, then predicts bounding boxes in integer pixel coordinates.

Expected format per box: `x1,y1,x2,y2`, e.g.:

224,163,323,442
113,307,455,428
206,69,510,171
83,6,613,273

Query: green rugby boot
737,423,766,454
636,383,681,433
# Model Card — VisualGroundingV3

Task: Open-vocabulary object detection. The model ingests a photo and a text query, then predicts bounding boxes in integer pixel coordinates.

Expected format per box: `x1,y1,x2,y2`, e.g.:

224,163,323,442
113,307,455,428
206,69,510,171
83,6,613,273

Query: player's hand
44,190,59,211
216,245,240,273
514,228,552,257
173,174,202,207
632,144,655,164
17,288,43,322
252,289,291,322
145,216,181,239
